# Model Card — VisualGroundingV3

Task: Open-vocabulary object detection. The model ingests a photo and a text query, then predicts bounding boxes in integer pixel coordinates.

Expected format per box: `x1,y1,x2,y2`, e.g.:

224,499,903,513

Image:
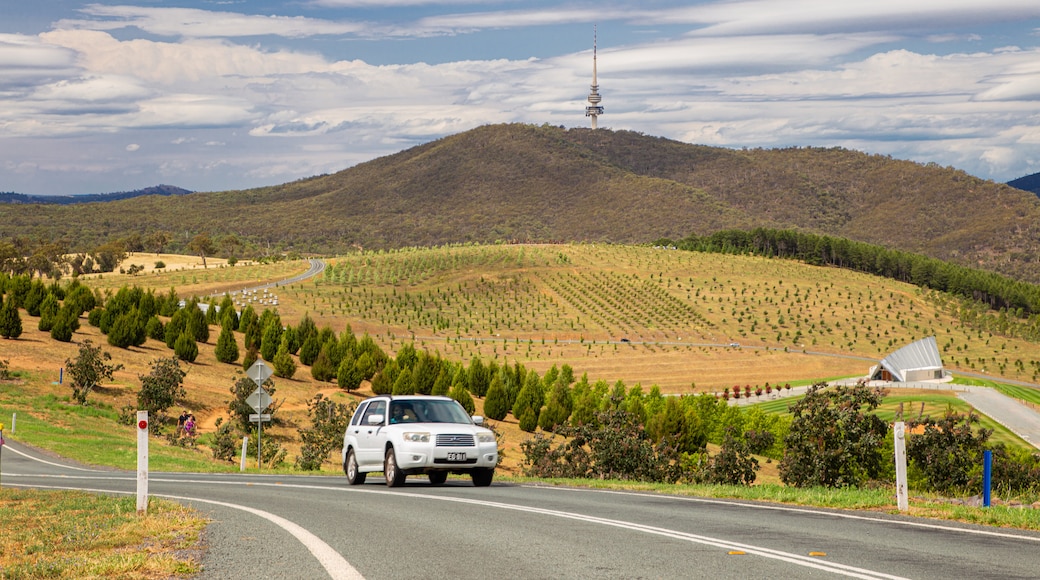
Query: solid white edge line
3,442,106,472
4,482,365,580
527,486,1040,543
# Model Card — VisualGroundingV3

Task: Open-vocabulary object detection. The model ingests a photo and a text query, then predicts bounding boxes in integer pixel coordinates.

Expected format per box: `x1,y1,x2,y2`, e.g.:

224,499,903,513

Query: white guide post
894,421,908,512
240,436,249,472
136,410,149,515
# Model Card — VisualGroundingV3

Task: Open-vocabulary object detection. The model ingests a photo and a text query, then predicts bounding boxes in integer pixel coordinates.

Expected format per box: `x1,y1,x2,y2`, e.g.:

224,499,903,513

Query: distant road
5,439,1040,580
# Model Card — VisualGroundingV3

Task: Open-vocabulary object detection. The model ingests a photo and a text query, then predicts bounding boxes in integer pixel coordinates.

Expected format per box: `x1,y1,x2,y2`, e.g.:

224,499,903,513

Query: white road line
531,486,1040,543
18,478,902,580
5,482,364,580
2,442,106,472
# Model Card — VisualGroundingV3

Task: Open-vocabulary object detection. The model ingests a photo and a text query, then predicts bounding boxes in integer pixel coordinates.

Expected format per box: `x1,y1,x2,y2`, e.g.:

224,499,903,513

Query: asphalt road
4,439,1040,580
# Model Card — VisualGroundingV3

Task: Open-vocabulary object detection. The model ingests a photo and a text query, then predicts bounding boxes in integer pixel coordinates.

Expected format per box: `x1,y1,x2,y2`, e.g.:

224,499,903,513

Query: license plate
447,452,467,462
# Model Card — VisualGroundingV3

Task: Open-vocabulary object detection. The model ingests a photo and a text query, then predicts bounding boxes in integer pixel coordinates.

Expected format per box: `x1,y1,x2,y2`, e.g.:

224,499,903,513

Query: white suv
342,395,498,487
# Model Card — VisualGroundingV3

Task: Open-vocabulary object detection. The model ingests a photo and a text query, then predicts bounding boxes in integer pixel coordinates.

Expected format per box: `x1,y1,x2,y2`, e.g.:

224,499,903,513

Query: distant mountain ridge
0,184,192,205
1008,173,1040,197
3,123,1040,283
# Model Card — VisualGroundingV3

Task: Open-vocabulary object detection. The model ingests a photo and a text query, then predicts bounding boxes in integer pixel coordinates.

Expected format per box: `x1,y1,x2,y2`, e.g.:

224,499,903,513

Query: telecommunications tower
585,26,604,129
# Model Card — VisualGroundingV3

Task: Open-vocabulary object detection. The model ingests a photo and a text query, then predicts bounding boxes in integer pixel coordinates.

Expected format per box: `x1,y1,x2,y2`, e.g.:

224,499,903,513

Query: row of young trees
5,274,1037,493
661,228,1040,318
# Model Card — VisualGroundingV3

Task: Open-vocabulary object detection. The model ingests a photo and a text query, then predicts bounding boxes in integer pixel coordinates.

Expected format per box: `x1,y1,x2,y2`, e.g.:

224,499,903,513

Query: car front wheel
384,447,406,487
345,449,366,485
428,471,448,486
471,467,494,487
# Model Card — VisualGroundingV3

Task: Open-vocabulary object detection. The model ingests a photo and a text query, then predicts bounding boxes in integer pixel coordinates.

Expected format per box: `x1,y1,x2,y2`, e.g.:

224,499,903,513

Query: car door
355,399,387,467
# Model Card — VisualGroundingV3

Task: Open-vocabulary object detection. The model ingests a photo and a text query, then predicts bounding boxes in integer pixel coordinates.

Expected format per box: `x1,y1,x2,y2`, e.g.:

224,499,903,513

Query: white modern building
868,336,949,382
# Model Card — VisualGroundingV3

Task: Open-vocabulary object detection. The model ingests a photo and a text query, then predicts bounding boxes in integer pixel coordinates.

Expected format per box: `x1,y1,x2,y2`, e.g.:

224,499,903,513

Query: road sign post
246,360,274,470
137,411,149,515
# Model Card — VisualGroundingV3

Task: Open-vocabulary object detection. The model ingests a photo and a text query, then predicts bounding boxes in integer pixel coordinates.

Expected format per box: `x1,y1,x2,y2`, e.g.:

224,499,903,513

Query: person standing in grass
184,414,196,438
177,410,189,435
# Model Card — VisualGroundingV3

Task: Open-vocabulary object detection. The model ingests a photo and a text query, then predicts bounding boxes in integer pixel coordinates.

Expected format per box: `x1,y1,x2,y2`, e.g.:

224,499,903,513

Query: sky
5,1,1040,195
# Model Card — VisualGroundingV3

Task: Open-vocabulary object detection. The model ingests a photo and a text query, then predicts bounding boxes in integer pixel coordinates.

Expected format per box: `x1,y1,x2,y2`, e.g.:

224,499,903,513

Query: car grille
436,434,475,447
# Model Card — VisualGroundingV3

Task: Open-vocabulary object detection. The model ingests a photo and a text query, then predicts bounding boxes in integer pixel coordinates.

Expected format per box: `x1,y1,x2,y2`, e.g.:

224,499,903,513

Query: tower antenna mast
585,26,604,129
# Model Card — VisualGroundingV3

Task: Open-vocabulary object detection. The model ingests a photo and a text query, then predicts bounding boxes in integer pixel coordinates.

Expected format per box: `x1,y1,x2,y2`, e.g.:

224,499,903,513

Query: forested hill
3,123,1040,282
0,184,192,205
1008,173,1040,197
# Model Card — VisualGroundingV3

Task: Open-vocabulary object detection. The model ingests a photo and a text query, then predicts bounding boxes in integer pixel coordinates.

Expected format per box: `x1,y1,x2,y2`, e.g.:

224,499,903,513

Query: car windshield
389,399,472,424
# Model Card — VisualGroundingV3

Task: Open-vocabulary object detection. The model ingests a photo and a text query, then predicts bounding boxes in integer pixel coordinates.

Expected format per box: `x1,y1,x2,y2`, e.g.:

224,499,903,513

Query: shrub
906,411,991,495
137,357,187,420
211,418,238,463
295,394,356,471
700,429,759,486
778,382,888,488
65,339,124,405
521,406,684,483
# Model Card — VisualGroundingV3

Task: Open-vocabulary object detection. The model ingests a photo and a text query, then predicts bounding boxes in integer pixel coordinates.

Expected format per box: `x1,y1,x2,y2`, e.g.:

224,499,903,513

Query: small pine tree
174,331,199,363
484,376,509,421
215,321,240,364
519,407,538,433
273,342,297,379
392,367,415,395
449,383,475,414
299,334,320,366
0,299,23,339
431,367,451,396
146,315,165,341
242,346,259,372
337,356,363,392
49,306,79,342
37,294,59,332
310,348,336,382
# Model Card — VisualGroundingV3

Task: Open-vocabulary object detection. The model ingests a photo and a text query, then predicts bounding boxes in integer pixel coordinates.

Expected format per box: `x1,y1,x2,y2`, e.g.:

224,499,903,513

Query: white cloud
58,5,366,39
126,143,139,151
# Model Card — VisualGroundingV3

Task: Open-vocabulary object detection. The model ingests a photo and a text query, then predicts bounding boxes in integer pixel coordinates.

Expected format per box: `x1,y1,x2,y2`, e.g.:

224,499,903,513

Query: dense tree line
660,228,1040,317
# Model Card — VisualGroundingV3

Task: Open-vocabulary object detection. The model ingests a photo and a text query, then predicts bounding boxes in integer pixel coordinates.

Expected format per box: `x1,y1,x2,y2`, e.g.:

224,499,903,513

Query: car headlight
476,432,496,444
402,432,430,443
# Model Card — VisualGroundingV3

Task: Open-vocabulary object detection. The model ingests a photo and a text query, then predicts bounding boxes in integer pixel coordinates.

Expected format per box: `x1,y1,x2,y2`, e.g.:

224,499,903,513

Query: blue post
983,449,992,507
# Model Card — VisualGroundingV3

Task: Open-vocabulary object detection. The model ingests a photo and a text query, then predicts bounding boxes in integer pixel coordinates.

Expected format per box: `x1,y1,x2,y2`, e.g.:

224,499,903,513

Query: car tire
471,467,494,487
384,447,406,487
345,449,366,485
428,471,448,486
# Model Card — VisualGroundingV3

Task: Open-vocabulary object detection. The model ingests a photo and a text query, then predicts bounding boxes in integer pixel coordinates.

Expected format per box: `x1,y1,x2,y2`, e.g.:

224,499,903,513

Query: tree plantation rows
3,262,1040,500
269,244,1040,383
666,227,1040,321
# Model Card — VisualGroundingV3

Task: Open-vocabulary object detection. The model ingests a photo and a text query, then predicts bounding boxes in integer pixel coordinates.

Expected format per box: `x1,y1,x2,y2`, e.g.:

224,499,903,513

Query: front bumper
394,442,498,473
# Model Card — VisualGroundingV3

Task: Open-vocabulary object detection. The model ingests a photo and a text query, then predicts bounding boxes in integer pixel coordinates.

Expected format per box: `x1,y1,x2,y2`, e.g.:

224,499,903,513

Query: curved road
4,439,1039,579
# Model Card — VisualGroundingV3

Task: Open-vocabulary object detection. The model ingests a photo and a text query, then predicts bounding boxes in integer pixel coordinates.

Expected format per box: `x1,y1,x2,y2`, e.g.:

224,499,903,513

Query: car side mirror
367,414,384,425
472,415,484,426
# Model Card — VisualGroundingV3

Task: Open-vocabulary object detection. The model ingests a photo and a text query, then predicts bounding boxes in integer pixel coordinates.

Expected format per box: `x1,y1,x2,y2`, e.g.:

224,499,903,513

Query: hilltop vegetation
3,124,1040,282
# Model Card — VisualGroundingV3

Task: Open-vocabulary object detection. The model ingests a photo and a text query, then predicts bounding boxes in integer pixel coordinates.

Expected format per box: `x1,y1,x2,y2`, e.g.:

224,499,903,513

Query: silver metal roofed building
869,336,948,382
585,26,604,129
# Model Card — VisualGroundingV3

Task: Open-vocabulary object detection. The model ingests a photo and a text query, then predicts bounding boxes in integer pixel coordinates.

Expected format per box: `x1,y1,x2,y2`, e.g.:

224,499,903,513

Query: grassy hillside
4,244,1040,474
4,124,1040,282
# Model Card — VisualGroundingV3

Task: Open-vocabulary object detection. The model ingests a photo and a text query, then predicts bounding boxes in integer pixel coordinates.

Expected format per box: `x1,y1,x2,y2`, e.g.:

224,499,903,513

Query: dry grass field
5,243,1039,473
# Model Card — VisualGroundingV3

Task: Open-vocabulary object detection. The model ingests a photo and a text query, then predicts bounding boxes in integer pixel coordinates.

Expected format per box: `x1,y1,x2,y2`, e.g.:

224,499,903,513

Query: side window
350,402,369,426
362,400,386,425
